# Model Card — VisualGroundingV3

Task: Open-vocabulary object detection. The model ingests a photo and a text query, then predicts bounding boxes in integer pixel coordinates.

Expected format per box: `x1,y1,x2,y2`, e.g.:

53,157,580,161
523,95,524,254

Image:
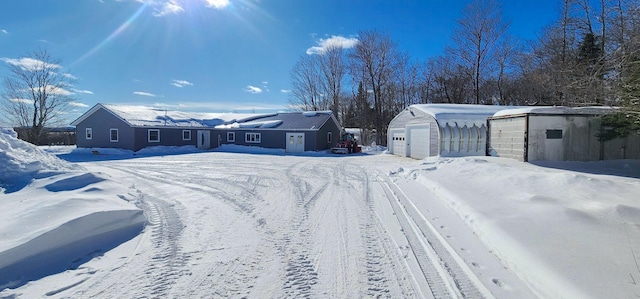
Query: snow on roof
101,104,267,127
215,119,283,129
410,104,517,127
492,106,617,117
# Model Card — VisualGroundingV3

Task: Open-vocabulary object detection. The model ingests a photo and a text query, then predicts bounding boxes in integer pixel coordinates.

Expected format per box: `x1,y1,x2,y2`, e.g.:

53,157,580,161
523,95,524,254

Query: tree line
288,0,640,145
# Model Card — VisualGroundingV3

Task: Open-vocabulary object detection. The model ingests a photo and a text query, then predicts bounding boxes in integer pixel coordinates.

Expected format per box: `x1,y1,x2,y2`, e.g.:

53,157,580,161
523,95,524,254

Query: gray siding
388,108,440,157
315,117,341,150
133,127,198,151
75,108,136,150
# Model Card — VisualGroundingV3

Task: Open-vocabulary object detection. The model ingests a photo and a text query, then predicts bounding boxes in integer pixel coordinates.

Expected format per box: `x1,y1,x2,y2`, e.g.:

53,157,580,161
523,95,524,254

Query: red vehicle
331,133,361,154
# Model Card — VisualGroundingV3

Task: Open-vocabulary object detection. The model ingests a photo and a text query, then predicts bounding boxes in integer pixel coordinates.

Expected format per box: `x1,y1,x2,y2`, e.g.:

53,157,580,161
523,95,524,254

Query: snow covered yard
1,130,640,298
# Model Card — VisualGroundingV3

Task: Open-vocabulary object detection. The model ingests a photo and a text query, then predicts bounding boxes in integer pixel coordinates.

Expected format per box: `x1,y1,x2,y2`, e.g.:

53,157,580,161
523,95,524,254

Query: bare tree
349,30,401,145
1,49,76,144
289,54,323,111
318,45,347,120
449,0,510,104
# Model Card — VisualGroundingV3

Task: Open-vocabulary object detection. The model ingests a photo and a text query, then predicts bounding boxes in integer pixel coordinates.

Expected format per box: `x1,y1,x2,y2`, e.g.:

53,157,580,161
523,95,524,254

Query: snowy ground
1,130,640,298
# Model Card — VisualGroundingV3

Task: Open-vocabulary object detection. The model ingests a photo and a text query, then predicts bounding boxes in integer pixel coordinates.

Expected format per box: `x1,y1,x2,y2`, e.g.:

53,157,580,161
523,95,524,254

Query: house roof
70,103,263,127
71,103,336,130
409,104,520,127
215,111,335,130
492,106,617,118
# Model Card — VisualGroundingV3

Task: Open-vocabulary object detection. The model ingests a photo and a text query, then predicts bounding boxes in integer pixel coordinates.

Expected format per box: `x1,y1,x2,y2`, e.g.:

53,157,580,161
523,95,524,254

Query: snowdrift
0,129,146,289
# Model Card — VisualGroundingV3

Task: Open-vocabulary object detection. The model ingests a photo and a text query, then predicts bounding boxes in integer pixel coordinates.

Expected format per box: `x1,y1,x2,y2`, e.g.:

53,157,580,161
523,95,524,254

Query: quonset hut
387,104,517,159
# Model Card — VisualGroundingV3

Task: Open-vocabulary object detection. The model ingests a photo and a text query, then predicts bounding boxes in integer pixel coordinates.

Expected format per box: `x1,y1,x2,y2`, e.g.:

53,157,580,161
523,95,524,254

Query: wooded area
288,0,640,145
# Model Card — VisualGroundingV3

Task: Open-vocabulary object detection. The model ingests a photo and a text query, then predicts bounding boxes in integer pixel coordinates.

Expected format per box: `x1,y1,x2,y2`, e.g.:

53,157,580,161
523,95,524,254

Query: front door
286,132,305,153
197,130,211,149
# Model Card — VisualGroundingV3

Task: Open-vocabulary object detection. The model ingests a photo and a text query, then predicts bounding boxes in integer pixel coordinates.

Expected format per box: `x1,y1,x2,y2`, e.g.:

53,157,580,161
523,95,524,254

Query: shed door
197,130,210,149
286,132,305,153
390,129,406,157
408,124,430,159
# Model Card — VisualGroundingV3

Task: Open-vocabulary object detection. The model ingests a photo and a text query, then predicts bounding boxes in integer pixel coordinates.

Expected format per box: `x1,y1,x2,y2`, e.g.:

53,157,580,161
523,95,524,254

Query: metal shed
487,106,640,161
387,104,516,159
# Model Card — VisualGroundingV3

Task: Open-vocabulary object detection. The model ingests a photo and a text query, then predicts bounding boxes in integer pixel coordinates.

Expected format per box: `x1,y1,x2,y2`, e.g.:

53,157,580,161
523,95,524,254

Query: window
148,129,160,142
182,130,191,141
546,129,563,139
110,128,118,142
85,128,93,139
327,132,332,144
227,132,235,142
245,132,261,143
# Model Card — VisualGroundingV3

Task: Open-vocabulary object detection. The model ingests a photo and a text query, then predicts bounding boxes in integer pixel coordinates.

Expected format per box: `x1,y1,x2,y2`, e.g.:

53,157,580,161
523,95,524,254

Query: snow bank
402,157,640,298
0,129,82,192
0,131,145,290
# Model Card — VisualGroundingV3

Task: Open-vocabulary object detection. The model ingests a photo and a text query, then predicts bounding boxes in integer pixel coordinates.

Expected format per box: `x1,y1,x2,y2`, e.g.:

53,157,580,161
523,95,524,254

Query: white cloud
63,73,77,80
244,85,262,94
204,0,231,9
1,29,8,35
1,57,61,71
281,89,291,93
171,79,194,88
153,0,184,17
306,35,359,55
72,89,94,95
9,98,31,104
133,91,157,97
70,102,89,107
45,86,73,96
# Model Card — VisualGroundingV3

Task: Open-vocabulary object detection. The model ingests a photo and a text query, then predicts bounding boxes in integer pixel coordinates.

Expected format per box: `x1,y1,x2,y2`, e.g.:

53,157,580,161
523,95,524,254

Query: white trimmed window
110,128,119,142
148,129,160,142
245,132,261,143
327,132,332,143
227,132,235,142
85,128,92,139
182,130,191,141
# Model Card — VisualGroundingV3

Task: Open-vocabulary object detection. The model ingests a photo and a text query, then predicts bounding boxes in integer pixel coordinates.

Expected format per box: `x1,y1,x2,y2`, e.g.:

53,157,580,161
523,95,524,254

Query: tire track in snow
107,163,268,298
277,161,326,298
132,192,190,299
377,173,494,298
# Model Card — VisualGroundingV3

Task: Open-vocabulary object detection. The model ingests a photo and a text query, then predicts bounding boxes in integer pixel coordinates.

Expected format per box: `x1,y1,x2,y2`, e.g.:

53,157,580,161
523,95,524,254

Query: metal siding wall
75,108,136,150
316,118,340,150
388,108,439,157
488,117,527,161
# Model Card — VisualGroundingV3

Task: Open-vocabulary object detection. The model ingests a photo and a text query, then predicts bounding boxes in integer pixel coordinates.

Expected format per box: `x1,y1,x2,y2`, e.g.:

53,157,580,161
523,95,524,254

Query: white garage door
390,130,406,157
408,124,430,159
286,132,305,153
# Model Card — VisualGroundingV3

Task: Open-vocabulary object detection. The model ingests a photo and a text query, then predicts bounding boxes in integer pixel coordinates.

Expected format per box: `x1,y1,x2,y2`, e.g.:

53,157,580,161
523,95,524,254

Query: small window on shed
148,129,160,142
546,129,563,139
327,132,332,144
182,130,191,141
227,132,235,142
110,128,119,142
85,128,92,140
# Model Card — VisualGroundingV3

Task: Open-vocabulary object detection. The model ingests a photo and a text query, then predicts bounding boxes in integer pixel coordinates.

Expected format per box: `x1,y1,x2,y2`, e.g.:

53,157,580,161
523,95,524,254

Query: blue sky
0,0,559,123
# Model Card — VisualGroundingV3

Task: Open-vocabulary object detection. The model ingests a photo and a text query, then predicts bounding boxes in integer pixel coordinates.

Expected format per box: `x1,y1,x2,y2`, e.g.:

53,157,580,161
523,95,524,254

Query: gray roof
71,103,336,130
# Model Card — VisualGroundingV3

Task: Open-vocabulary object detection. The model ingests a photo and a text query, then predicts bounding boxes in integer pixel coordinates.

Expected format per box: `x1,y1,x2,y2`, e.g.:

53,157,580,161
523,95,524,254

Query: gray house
387,104,518,159
71,104,341,152
488,106,640,161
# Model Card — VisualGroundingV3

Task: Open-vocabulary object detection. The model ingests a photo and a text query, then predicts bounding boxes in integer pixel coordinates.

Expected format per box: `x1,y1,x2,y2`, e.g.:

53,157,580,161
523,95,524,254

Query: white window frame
85,128,92,140
227,132,235,142
110,128,119,142
148,129,160,143
327,132,332,144
245,132,261,143
182,130,191,141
